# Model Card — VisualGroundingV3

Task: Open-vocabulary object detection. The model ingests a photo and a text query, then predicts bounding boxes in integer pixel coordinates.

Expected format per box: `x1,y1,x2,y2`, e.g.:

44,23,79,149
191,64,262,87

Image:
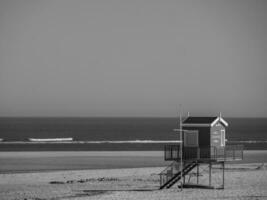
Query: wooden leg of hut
197,163,199,184
209,163,212,187
222,162,225,189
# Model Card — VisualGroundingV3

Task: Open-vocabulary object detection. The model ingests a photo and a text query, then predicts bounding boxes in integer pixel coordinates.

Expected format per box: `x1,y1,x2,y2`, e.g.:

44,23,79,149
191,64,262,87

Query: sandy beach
0,163,267,200
0,151,267,200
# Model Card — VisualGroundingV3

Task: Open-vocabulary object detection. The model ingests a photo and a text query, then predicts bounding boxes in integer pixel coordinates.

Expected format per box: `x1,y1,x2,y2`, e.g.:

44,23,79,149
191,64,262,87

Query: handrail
159,161,197,188
159,161,180,177
159,161,181,187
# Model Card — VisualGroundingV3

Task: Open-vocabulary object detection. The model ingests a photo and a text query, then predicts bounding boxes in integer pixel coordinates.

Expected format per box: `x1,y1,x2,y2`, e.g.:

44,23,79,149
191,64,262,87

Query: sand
0,163,267,200
1,151,267,200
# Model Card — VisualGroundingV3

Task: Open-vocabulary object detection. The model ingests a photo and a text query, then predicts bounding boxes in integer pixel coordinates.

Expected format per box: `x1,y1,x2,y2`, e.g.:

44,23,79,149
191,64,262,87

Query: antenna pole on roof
219,112,222,118
179,104,183,190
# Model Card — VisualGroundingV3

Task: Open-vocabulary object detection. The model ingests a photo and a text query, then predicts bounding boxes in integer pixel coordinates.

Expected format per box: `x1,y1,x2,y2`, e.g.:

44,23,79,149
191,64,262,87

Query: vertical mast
179,104,183,190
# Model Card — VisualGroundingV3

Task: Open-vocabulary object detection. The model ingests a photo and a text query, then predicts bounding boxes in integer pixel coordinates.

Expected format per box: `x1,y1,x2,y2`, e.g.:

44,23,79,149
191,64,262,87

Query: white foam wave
75,140,182,144
28,138,73,142
2,140,267,144
1,140,182,144
227,140,267,144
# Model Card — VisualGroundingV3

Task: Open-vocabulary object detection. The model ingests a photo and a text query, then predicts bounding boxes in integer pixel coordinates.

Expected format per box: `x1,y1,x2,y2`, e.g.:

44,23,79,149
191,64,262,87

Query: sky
0,0,266,117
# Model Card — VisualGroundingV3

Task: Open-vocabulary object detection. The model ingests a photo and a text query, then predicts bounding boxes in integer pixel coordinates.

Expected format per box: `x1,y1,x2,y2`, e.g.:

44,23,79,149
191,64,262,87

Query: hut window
184,130,199,147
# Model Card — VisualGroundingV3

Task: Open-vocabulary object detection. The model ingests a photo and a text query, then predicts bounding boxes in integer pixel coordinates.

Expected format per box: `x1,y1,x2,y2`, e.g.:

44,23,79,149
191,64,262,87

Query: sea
0,117,266,151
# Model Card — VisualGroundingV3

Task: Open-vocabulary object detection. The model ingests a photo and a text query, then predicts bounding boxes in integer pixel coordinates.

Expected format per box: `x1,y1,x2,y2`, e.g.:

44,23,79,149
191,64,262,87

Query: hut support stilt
209,162,212,186
222,162,225,189
197,162,199,184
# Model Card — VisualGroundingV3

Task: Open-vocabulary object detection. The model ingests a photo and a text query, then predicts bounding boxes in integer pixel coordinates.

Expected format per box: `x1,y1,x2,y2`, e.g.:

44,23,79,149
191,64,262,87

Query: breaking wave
227,140,267,144
1,140,182,144
1,140,267,145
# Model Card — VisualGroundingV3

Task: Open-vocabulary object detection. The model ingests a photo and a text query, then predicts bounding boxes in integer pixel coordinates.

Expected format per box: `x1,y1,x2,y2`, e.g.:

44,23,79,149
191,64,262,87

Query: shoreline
0,149,266,155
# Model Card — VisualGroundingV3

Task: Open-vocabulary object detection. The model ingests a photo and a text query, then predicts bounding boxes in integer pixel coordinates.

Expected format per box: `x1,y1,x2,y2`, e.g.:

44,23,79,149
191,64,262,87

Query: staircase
159,161,197,189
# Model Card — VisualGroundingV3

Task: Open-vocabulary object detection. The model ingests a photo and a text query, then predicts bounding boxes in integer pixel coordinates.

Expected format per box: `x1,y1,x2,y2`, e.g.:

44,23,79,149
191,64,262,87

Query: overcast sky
0,0,266,117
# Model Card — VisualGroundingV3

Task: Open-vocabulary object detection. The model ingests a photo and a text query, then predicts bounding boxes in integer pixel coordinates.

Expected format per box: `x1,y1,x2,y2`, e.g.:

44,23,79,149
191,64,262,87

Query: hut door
211,130,225,147
184,130,199,147
221,130,225,146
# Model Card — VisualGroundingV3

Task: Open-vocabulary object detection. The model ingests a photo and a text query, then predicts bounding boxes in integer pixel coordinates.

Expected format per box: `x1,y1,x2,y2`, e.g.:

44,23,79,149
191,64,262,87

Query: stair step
160,162,197,189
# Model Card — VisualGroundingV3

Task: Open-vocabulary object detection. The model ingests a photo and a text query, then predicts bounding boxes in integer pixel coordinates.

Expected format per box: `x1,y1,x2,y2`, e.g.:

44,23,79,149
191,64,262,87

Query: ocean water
0,117,266,150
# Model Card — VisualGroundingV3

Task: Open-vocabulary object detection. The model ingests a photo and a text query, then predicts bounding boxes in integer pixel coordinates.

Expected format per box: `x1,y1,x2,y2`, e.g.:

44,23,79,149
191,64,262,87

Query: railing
164,145,180,161
164,145,243,161
216,145,244,161
159,161,181,188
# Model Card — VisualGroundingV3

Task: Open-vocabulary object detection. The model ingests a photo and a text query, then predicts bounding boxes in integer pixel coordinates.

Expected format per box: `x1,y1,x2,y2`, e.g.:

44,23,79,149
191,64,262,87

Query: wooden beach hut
182,116,228,149
159,115,243,189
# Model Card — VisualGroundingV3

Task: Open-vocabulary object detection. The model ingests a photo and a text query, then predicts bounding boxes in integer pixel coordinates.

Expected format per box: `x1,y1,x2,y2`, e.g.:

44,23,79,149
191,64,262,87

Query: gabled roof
183,117,217,124
182,116,228,127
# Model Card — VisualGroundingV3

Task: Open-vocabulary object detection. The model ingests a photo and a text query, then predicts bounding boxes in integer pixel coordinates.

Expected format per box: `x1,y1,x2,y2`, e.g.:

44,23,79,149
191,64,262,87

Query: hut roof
182,116,228,127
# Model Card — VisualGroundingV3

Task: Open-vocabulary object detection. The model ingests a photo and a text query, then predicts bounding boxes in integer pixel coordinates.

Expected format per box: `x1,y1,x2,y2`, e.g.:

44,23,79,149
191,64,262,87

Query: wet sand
0,151,167,173
0,150,266,173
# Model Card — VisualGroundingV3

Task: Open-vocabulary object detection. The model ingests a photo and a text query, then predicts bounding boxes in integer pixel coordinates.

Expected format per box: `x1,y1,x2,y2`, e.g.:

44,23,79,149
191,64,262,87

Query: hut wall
210,122,225,147
182,126,210,148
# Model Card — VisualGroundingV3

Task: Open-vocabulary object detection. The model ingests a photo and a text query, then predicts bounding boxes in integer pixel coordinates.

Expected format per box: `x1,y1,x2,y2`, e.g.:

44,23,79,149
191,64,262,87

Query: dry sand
0,163,267,200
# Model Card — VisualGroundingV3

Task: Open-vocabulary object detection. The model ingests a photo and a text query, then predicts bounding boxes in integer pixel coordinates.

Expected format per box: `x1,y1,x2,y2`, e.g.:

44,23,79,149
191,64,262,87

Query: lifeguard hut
159,115,243,189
